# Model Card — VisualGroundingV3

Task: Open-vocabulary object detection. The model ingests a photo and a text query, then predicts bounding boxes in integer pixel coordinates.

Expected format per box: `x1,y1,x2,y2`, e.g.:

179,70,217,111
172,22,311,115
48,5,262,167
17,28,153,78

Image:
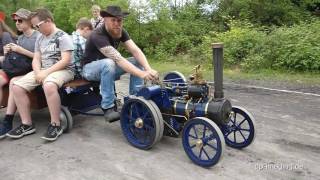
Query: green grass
150,60,320,85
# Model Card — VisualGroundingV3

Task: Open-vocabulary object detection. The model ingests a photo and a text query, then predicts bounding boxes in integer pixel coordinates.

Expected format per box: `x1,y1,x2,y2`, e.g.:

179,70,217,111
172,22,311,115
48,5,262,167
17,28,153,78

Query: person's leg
82,59,117,109
0,71,10,139
41,70,73,141
43,82,60,125
0,70,9,105
113,57,144,95
6,72,38,139
0,76,22,139
0,56,4,66
127,57,144,95
82,59,120,122
6,76,22,115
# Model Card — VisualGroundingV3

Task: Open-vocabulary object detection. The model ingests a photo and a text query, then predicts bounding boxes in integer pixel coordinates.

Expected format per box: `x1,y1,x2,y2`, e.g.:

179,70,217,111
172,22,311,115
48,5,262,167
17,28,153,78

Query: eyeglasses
33,21,45,29
13,19,23,23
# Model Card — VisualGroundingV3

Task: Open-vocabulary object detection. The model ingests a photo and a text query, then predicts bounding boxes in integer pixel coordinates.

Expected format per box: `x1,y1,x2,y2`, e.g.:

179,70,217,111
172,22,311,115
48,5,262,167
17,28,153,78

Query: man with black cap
82,5,158,122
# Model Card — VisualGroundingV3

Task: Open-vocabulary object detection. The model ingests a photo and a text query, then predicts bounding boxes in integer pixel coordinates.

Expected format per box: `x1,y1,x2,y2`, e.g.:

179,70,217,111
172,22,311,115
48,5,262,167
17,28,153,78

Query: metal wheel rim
147,100,164,142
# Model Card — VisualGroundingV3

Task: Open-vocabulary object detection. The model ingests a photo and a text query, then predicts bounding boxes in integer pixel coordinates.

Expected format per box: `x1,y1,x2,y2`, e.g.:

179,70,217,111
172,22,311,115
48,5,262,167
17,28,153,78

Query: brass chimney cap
212,43,224,48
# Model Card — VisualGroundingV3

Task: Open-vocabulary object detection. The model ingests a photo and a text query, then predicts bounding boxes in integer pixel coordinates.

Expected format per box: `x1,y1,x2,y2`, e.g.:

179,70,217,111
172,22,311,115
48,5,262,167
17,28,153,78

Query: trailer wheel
60,106,73,133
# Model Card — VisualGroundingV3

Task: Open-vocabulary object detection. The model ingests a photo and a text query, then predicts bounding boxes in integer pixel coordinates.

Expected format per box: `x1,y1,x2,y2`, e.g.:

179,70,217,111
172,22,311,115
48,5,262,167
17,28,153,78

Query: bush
196,20,320,72
268,20,320,71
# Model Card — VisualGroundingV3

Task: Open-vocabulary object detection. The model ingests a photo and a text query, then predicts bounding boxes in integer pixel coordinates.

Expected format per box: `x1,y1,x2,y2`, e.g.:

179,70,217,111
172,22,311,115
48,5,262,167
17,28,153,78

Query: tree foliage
0,0,319,72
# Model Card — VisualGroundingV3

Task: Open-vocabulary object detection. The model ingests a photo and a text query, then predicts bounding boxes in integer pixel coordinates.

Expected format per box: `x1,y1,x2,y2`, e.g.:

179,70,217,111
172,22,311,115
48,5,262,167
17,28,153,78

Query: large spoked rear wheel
163,71,187,84
60,106,73,133
182,117,225,167
120,96,164,150
221,106,256,149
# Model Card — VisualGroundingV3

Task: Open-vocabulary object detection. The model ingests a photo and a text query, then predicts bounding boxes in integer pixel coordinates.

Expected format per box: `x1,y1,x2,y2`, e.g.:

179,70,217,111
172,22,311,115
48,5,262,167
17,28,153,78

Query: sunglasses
33,21,45,29
13,19,23,23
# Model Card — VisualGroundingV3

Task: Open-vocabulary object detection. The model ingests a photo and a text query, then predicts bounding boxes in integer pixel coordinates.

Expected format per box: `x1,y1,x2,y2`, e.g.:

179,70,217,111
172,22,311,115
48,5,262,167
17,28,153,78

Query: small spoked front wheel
221,106,256,149
182,117,225,167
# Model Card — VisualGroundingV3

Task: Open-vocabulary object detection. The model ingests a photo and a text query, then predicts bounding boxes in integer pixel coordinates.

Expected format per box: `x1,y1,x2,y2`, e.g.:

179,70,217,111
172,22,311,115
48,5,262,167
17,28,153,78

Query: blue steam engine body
136,81,232,136
120,44,256,167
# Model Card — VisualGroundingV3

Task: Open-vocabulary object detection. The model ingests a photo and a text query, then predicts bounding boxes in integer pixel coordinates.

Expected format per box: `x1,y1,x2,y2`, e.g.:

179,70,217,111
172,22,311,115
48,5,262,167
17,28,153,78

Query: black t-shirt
82,25,130,65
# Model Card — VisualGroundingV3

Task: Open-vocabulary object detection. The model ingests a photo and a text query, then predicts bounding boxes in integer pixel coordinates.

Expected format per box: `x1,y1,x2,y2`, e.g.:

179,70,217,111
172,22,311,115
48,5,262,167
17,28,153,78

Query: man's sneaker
6,124,36,139
41,123,63,141
103,107,120,123
0,120,12,139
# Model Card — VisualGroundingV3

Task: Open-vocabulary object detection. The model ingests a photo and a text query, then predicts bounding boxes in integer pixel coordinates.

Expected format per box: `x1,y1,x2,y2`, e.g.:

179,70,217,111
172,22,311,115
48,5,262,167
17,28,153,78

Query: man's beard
108,28,122,39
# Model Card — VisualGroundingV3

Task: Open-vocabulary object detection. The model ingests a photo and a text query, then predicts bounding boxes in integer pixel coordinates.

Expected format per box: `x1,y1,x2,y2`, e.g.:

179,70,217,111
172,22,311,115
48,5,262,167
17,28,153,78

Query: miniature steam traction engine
120,43,256,167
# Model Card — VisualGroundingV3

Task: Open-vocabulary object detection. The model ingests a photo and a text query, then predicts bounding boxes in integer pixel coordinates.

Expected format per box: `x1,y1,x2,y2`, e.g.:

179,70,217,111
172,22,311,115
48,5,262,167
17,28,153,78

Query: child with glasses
7,8,74,142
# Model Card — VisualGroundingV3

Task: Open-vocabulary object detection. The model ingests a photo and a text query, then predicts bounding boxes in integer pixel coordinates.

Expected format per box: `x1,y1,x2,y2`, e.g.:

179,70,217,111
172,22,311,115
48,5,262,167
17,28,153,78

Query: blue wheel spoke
238,119,247,126
188,134,197,139
233,131,237,142
224,128,232,136
142,124,152,133
143,124,155,143
144,123,153,130
129,104,135,116
142,129,150,144
141,104,151,119
202,148,210,160
143,118,153,123
206,143,217,151
125,114,136,124
239,128,250,132
239,129,247,141
142,111,149,119
202,125,207,138
131,128,140,140
229,118,235,125
206,134,216,142
192,126,199,138
138,129,148,144
198,147,203,158
190,144,196,149
144,126,155,138
132,103,141,117
129,121,135,127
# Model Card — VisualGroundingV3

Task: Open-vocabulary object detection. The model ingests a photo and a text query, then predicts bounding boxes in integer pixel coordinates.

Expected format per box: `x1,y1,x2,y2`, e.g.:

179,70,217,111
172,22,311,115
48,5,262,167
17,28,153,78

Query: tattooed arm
99,46,156,80
123,40,158,78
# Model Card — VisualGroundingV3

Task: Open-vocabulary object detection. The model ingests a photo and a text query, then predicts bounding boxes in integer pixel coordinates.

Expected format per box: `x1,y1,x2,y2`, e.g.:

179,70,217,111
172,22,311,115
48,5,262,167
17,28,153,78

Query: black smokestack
212,43,224,99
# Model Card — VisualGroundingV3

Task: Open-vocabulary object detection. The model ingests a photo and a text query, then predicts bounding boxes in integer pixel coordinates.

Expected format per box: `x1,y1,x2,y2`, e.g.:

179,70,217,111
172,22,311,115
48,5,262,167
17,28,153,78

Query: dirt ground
0,75,319,180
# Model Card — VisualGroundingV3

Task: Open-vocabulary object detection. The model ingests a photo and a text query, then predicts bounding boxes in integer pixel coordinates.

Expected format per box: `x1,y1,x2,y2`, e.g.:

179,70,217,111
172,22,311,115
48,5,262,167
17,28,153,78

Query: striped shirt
71,31,86,78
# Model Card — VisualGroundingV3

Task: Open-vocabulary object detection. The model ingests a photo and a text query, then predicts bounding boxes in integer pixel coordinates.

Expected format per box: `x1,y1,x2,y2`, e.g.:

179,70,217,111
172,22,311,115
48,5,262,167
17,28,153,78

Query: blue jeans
82,57,143,109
